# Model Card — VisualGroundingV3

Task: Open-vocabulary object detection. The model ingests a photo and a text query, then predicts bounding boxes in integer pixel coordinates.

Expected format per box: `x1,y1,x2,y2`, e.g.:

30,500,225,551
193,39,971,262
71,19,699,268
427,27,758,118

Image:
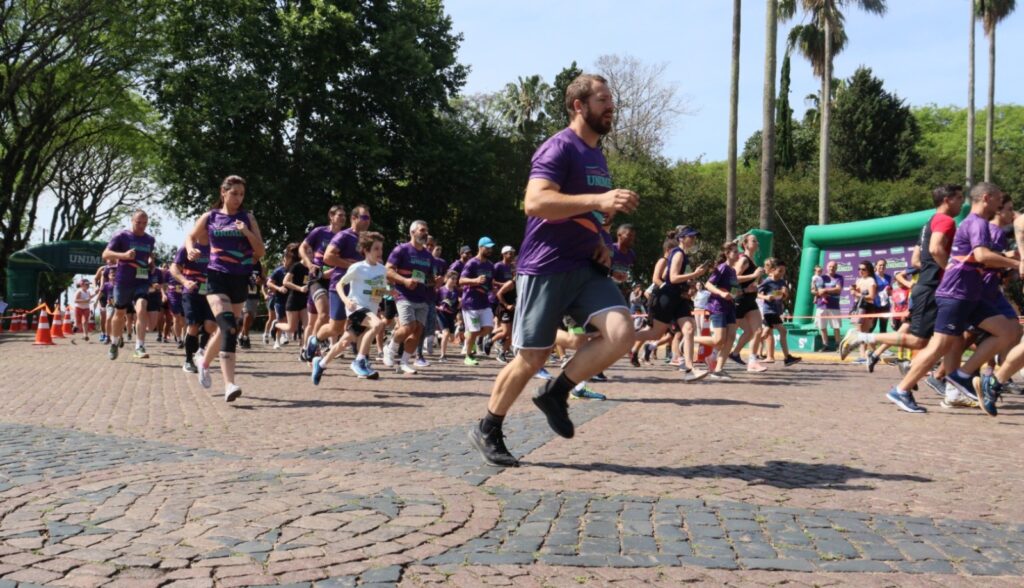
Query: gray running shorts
396,299,429,327
512,265,627,350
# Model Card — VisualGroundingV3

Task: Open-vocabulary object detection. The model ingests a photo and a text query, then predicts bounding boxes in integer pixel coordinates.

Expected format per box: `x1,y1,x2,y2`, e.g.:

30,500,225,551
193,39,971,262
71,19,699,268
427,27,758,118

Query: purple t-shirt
437,286,459,315
982,222,1009,301
386,243,434,303
706,262,740,315
610,244,636,284
326,228,362,290
516,128,612,276
174,243,210,290
207,209,254,275
102,265,115,294
816,274,844,310
936,213,992,302
303,225,338,269
106,229,156,287
460,257,494,311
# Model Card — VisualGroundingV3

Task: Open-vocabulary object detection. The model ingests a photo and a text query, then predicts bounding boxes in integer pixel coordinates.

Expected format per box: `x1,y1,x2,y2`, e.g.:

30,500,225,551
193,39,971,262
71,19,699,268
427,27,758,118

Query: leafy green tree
544,62,583,134
831,67,921,181
497,74,551,142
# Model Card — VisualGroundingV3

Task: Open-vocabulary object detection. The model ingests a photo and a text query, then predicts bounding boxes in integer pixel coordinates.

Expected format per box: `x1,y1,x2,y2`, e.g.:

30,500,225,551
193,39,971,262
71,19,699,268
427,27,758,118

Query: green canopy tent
5,241,106,310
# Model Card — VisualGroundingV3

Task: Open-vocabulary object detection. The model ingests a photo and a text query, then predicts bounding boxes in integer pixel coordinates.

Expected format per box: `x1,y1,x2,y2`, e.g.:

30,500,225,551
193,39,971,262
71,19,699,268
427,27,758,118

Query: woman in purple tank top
186,175,266,402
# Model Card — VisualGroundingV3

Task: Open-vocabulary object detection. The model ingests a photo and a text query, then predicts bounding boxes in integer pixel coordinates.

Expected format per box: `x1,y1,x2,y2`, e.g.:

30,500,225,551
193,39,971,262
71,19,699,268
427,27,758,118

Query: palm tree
787,0,886,225
977,0,1016,182
759,0,797,231
726,0,741,240
966,0,977,188
499,75,551,140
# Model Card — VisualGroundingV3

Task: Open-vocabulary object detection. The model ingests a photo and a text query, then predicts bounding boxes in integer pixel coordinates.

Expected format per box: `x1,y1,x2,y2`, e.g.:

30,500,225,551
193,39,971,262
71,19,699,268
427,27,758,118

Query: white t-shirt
74,288,91,309
338,260,388,311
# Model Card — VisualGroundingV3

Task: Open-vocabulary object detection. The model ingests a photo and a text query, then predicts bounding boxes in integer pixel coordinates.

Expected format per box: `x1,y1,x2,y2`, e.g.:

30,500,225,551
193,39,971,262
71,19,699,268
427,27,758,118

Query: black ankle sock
185,334,198,361
199,331,210,349
546,372,577,398
480,410,504,434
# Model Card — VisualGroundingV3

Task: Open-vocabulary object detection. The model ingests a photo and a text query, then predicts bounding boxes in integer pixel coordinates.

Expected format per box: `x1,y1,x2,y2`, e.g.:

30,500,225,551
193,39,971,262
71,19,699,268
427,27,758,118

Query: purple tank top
207,209,254,275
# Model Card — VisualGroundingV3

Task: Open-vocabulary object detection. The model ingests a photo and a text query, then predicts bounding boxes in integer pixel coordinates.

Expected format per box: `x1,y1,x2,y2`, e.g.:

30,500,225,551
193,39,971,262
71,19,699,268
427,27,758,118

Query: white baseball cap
501,245,515,254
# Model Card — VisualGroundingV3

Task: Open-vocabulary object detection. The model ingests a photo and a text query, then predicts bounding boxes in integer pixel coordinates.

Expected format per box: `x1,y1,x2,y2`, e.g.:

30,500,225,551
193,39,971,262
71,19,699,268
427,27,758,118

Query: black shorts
146,291,162,311
675,298,694,320
206,270,249,304
98,293,109,307
736,293,760,319
383,299,398,320
763,313,783,327
438,310,456,332
285,292,308,312
346,308,371,336
909,285,938,339
649,285,681,324
499,309,514,324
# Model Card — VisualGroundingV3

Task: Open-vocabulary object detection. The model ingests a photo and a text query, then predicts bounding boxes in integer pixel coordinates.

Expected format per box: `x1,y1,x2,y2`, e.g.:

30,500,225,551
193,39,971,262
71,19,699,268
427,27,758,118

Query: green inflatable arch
791,204,968,348
5,240,106,309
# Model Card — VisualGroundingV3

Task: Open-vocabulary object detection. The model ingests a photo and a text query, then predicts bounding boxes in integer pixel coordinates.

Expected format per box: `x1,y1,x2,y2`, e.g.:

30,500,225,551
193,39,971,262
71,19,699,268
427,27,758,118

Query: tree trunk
984,23,995,183
818,16,831,225
966,0,975,188
726,0,741,240
759,0,778,232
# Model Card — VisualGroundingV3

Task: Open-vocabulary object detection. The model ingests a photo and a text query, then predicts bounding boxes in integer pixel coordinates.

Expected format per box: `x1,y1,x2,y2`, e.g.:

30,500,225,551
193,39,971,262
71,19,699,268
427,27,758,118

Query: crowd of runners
63,73,1023,468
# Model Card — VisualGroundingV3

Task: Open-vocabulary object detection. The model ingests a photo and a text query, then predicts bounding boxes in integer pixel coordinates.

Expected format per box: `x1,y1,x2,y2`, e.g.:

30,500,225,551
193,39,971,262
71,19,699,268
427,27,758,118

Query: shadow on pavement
243,395,420,409
529,459,932,490
610,397,781,409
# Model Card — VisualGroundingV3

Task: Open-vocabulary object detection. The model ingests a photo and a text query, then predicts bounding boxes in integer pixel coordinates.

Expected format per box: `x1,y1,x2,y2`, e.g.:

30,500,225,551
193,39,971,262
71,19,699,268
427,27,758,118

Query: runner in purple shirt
460,237,496,366
186,175,266,403
489,245,517,361
169,242,215,374
693,241,742,379
384,220,435,374
469,74,639,468
312,204,371,356
610,224,636,287
884,182,1016,416
102,209,157,361
299,205,346,362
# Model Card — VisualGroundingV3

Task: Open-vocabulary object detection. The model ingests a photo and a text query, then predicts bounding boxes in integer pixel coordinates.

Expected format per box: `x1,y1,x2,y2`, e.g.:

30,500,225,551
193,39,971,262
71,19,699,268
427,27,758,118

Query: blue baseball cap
478,236,495,248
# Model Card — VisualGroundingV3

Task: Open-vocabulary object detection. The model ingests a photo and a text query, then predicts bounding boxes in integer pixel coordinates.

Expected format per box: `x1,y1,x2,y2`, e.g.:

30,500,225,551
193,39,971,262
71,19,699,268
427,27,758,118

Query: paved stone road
0,332,1022,586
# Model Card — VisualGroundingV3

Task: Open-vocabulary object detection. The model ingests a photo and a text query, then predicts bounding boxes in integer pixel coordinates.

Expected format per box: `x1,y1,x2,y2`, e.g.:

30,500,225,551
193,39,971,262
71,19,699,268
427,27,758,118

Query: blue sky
445,0,1024,162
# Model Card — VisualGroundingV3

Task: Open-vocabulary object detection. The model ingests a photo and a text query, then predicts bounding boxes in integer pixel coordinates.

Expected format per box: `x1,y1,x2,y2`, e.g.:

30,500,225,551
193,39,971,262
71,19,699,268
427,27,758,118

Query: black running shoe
866,353,880,373
182,359,198,374
783,355,803,367
592,371,608,382
630,351,641,368
468,425,519,467
532,383,574,438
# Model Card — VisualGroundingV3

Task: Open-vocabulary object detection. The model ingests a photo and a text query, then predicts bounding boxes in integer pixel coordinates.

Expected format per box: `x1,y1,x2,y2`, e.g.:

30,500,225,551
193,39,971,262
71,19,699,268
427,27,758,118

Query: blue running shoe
350,358,370,378
887,387,926,413
311,357,325,385
924,375,946,398
973,375,999,417
945,371,977,402
304,336,319,361
534,367,554,381
570,386,607,400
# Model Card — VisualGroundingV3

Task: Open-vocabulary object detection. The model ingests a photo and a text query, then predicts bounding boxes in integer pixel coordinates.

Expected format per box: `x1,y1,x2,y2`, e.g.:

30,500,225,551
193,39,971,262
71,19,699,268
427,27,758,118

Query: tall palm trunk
818,15,831,225
966,0,976,188
759,0,778,232
984,23,995,182
726,0,741,240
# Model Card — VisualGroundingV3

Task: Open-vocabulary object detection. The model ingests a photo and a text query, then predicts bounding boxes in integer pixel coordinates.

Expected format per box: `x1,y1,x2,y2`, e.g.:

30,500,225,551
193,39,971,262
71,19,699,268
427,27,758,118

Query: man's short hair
409,220,427,235
970,181,1001,203
565,74,609,117
932,183,963,207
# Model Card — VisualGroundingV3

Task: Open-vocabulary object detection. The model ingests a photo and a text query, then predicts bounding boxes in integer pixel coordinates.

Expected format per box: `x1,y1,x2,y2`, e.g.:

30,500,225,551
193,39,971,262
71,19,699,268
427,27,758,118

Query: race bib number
730,286,743,297
198,282,209,295
135,267,149,280
411,269,426,283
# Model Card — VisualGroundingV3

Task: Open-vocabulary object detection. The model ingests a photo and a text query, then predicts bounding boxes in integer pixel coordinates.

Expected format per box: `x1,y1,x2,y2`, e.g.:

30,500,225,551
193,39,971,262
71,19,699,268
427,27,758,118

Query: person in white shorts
460,237,496,366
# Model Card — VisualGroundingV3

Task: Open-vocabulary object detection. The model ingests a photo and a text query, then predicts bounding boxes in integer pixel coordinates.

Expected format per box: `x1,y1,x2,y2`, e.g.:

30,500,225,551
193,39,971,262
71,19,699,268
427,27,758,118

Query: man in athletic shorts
460,237,496,366
841,185,965,366
416,242,448,363
468,74,639,467
102,209,156,360
489,245,516,361
385,220,435,374
316,204,371,354
300,205,346,361
170,242,215,373
881,182,1017,414
812,262,843,350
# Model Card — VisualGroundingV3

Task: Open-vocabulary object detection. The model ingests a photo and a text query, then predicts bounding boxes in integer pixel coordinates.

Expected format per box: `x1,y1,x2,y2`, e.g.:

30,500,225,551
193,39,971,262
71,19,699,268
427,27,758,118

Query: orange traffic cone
16,312,25,332
10,313,20,332
63,306,73,336
22,312,31,332
51,310,64,339
33,311,54,345
696,323,713,365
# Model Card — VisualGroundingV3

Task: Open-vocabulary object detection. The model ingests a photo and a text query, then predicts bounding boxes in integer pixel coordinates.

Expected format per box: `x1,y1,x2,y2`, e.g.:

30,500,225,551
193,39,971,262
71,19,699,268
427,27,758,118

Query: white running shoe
273,340,281,350
399,363,417,375
198,364,212,389
382,342,396,367
414,358,430,368
683,368,709,383
747,360,768,373
224,384,241,402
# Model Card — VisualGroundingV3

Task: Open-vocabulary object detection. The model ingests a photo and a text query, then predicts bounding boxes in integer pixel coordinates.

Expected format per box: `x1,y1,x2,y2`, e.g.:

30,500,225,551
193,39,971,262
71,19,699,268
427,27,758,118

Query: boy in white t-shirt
312,232,389,383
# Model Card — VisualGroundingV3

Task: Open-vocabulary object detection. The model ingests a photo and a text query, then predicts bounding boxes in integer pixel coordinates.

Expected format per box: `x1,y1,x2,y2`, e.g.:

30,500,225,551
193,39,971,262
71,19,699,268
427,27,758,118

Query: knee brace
216,312,238,353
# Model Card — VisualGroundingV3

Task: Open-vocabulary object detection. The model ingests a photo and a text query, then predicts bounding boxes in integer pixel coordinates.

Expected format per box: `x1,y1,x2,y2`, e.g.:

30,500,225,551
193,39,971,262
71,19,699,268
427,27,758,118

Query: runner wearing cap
385,220,436,374
460,237,496,366
488,245,516,361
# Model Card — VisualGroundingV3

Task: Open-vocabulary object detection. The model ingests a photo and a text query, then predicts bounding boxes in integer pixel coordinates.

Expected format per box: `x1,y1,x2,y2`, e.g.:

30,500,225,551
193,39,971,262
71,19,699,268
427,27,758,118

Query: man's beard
585,109,612,135
415,235,428,245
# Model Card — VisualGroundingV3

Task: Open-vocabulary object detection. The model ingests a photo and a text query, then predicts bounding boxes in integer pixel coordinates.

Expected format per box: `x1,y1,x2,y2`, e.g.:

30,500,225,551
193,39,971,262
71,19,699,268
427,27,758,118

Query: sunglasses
358,214,371,221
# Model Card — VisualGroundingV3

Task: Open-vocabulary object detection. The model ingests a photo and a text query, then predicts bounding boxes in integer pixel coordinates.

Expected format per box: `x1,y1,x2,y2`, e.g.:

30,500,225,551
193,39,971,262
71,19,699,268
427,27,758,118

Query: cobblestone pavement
0,333,1022,586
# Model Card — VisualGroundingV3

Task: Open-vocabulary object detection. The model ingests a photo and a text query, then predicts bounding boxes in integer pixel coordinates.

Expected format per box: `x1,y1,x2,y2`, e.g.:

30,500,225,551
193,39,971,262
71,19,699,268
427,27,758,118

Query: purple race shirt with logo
387,243,434,303
982,222,1010,301
706,262,739,315
303,225,337,269
207,209,254,275
610,244,636,284
106,229,156,287
326,228,361,290
822,241,915,315
460,257,494,311
936,213,992,302
516,128,611,276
